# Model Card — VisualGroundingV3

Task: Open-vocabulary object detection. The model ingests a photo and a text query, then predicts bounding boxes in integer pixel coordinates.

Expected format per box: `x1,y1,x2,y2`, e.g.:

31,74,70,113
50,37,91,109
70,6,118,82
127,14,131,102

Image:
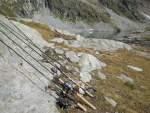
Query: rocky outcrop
67,36,132,51
79,53,106,82
0,16,58,113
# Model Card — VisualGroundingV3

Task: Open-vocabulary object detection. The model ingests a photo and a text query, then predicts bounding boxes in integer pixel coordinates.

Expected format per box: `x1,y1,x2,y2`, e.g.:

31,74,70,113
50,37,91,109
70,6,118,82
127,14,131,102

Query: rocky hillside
100,0,143,21
1,0,150,43
0,16,150,113
0,0,149,22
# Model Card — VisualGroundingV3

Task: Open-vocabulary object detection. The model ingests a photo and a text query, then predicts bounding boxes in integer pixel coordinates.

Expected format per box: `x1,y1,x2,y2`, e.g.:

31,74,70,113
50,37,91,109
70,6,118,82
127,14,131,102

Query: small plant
124,82,135,90
145,26,150,31
143,35,150,41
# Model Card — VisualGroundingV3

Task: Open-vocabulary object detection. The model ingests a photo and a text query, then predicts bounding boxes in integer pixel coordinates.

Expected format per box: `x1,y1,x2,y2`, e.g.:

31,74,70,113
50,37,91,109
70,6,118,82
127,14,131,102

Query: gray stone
105,97,117,107
51,38,64,44
127,65,143,72
80,72,92,83
54,48,64,54
79,53,106,73
117,74,134,84
67,38,132,52
95,51,100,55
79,53,106,82
65,51,80,63
98,71,106,80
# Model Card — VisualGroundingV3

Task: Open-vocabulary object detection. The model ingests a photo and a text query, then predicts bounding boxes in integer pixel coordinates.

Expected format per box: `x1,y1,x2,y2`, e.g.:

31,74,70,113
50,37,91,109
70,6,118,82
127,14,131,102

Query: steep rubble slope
1,0,149,22
99,0,144,21
0,0,44,17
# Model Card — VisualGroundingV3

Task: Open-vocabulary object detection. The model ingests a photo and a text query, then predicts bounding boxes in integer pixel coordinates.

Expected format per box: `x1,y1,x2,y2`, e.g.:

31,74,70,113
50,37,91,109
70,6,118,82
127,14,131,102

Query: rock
65,51,80,63
79,88,85,95
0,17,58,113
77,52,84,57
65,65,72,71
98,71,106,80
95,51,100,55
127,65,143,72
54,48,64,54
80,72,92,83
117,74,134,84
105,97,117,107
62,48,69,51
76,35,84,41
79,53,106,72
51,38,64,44
67,38,132,51
48,43,55,48
79,53,106,82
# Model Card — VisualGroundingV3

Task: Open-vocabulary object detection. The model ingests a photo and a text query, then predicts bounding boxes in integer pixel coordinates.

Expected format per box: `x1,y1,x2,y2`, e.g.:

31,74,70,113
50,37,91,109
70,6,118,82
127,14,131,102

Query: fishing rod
0,39,94,111
0,21,64,73
0,29,54,79
0,38,51,82
54,84,87,112
6,20,94,90
1,20,95,97
0,22,53,74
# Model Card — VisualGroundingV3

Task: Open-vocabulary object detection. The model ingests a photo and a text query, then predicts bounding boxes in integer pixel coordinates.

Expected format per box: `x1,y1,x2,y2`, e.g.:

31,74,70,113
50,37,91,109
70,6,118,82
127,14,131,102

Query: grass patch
21,21,76,41
20,21,56,41
98,50,150,113
143,35,150,41
63,50,150,113
124,82,136,90
145,26,150,31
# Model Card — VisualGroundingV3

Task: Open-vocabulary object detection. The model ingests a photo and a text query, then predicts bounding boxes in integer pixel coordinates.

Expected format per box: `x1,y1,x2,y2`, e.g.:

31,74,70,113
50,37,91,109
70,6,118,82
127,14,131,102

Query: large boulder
65,51,80,63
68,37,132,51
79,53,106,82
79,53,106,72
0,17,58,113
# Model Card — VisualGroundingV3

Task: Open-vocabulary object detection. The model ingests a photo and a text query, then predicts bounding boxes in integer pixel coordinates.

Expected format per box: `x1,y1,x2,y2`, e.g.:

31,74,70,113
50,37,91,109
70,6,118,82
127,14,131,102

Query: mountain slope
99,0,143,21
0,0,149,23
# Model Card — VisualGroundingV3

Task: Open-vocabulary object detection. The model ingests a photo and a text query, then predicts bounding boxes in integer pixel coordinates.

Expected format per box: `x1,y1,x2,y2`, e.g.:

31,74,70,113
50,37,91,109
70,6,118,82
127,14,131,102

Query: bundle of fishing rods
0,20,96,111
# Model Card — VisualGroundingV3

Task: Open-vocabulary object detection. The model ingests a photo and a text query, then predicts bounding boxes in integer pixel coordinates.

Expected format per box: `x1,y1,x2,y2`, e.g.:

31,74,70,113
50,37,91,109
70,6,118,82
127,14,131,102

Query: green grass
143,35,150,41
